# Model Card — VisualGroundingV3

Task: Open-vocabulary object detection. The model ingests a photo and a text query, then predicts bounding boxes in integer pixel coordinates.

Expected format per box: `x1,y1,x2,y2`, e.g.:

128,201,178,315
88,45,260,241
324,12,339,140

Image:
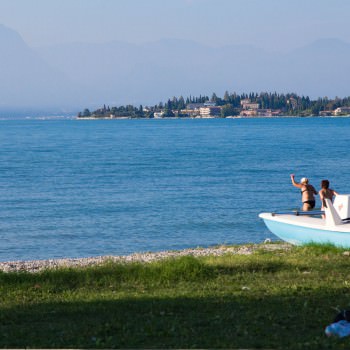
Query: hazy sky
0,0,349,51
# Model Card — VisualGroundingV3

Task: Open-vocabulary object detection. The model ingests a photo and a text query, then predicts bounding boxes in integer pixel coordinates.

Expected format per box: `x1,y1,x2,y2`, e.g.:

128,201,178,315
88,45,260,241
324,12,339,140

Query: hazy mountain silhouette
36,39,274,106
0,24,81,111
35,36,350,107
1,23,350,112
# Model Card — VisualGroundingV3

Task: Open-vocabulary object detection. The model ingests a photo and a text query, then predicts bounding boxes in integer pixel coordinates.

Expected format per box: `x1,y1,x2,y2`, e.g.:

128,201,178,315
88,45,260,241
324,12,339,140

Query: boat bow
259,197,350,247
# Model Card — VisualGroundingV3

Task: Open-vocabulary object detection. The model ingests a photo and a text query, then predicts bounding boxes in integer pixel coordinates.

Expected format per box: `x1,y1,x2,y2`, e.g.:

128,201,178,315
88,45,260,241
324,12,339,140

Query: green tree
163,100,175,117
178,96,185,110
223,90,230,102
221,104,236,117
83,109,91,117
211,93,218,103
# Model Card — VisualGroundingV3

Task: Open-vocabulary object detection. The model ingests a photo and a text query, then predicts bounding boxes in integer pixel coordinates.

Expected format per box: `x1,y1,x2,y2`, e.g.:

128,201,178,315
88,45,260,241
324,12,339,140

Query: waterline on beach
0,242,292,273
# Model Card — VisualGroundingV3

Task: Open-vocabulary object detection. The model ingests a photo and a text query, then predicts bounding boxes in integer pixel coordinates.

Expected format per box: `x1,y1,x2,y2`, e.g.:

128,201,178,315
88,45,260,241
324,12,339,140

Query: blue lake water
0,117,350,261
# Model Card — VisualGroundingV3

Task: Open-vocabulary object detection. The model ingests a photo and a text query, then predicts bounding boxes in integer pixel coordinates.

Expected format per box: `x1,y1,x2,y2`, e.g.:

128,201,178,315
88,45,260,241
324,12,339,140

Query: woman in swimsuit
290,174,318,211
319,179,338,210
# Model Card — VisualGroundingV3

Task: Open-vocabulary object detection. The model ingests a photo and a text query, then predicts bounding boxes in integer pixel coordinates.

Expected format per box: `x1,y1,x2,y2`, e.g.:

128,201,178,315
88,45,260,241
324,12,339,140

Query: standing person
290,174,318,211
319,179,338,210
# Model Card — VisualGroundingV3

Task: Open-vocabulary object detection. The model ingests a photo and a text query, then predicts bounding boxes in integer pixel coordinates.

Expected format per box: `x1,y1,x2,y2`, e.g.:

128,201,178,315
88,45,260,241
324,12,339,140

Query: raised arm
319,189,324,201
290,174,302,189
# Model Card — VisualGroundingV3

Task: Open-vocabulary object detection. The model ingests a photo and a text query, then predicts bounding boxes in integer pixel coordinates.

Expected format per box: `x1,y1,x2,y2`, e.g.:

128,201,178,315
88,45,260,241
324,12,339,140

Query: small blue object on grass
325,320,350,338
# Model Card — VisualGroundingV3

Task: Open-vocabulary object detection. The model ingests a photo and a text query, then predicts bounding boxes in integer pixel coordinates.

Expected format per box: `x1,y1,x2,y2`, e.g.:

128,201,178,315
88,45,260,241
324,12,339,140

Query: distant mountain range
0,23,350,112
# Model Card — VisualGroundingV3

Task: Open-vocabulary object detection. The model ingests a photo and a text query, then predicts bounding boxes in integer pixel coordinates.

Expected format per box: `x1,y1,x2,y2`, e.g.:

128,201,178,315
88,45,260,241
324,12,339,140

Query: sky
0,0,350,51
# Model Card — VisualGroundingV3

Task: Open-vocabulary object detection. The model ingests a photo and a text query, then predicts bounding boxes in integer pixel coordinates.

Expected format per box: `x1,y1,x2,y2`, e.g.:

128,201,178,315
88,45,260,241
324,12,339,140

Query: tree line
78,92,350,118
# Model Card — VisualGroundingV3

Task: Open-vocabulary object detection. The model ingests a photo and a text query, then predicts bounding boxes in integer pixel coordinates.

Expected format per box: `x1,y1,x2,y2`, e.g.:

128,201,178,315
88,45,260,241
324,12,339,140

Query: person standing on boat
290,174,317,211
319,179,338,210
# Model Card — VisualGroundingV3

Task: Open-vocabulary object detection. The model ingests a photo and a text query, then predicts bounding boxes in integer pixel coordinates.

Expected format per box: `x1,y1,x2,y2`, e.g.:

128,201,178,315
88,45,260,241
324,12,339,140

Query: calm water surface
0,118,350,261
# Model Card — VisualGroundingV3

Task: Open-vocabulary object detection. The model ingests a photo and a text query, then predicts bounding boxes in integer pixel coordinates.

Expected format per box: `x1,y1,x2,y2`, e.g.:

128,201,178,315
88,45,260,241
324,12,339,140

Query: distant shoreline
76,115,350,120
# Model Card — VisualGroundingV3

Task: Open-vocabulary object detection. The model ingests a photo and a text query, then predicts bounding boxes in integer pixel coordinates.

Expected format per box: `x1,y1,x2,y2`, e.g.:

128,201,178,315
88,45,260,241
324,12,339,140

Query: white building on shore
334,107,350,116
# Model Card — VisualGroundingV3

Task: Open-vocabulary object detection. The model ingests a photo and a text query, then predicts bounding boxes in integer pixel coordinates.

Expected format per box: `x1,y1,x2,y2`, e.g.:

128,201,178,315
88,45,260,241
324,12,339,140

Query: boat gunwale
259,212,350,233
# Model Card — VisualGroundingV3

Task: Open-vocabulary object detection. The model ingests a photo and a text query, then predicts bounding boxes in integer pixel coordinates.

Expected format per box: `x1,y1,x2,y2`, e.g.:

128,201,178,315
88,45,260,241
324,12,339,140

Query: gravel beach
0,242,292,273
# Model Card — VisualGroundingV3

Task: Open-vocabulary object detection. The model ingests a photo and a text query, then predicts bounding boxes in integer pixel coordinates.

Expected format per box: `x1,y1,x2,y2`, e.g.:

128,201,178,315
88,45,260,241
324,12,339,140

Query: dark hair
321,180,329,189
334,310,350,323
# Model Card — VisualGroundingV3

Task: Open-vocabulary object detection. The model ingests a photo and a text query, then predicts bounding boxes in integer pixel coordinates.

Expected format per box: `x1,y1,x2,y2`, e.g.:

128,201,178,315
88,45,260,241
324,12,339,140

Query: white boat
259,195,350,247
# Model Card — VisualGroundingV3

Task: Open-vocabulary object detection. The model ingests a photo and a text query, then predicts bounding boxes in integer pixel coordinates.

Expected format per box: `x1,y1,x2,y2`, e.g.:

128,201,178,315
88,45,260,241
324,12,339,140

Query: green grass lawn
1,243,350,349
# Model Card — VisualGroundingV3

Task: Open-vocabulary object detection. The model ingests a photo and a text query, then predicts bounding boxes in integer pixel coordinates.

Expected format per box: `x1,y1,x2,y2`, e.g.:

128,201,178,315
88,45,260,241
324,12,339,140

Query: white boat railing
271,210,324,217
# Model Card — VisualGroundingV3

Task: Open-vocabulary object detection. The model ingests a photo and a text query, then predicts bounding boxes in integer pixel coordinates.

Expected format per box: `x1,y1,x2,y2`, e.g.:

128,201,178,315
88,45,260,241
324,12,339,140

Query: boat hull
260,213,350,247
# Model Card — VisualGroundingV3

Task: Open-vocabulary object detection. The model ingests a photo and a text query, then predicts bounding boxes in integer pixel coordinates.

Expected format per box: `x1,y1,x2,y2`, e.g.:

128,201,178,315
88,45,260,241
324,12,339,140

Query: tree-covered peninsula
78,92,350,119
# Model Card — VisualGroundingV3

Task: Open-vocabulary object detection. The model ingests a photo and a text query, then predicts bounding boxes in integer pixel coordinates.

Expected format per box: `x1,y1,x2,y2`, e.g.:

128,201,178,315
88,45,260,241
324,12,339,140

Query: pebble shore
0,242,292,273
